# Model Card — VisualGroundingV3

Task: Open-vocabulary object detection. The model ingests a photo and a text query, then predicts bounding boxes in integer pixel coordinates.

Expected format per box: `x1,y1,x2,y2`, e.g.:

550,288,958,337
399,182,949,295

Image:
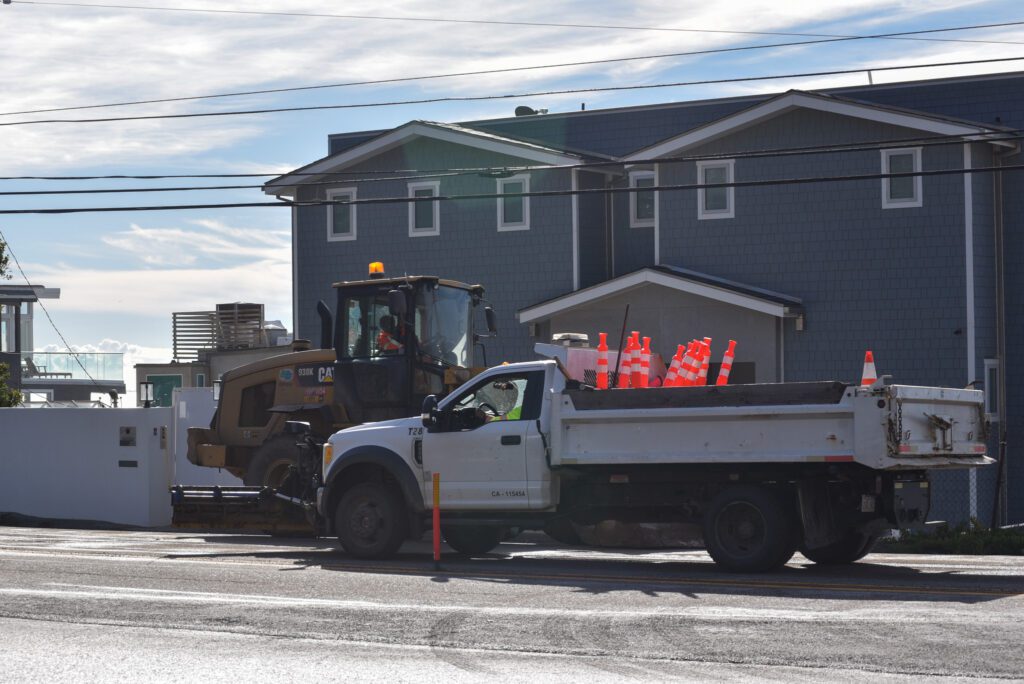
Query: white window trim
408,180,441,237
697,159,735,220
326,187,357,242
628,170,656,228
881,147,922,209
497,174,530,232
984,358,999,421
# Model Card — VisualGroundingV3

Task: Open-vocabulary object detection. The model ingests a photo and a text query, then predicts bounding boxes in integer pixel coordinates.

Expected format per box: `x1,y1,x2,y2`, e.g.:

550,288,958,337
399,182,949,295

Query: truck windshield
415,286,472,368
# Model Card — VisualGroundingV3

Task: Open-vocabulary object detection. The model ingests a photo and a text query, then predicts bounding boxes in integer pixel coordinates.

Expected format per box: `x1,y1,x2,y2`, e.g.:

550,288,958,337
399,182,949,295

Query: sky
1,0,1022,393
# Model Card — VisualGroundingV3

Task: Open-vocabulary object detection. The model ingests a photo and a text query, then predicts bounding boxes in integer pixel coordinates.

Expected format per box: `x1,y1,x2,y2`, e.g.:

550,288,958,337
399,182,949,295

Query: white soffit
625,91,1013,161
518,269,788,323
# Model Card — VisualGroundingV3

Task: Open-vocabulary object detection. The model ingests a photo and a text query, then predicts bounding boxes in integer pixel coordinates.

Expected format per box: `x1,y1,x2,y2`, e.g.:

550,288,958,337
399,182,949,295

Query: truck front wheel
800,531,878,565
334,482,407,558
702,486,797,573
442,526,504,556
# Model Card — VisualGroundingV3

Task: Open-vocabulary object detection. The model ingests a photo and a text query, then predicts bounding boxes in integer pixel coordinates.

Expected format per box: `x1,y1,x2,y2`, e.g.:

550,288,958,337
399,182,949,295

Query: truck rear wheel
702,485,797,573
442,526,504,556
801,531,878,565
243,438,298,489
335,482,407,558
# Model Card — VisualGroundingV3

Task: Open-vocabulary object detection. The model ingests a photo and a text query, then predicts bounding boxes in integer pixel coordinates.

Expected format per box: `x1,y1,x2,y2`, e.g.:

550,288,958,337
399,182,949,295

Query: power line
3,55,1023,128
1,163,1020,214
0,227,105,393
2,130,1020,196
15,1,1024,43
4,21,1024,118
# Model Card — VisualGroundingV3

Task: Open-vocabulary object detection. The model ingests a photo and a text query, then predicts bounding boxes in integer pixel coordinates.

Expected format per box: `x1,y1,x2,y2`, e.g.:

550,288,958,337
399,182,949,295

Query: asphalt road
0,526,1021,682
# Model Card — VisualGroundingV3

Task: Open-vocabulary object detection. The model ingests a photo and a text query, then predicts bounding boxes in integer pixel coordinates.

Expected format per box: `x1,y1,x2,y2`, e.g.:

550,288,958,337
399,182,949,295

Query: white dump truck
315,359,991,572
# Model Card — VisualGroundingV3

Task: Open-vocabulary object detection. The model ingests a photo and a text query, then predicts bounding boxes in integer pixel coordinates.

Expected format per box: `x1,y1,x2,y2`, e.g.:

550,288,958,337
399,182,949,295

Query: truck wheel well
325,463,410,534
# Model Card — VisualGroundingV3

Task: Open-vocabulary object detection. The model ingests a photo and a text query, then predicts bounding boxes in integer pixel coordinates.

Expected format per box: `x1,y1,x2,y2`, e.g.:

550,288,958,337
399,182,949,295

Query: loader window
342,294,406,359
239,381,275,427
415,286,472,368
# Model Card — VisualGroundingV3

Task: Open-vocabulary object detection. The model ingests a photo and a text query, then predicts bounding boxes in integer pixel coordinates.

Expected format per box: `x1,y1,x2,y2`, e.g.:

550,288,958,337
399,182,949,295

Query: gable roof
624,89,1014,161
518,265,803,324
264,120,585,196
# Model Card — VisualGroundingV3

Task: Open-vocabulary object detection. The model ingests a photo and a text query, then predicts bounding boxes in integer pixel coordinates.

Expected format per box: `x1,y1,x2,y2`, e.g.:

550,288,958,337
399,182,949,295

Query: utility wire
0,227,105,393
1,163,1021,214
2,55,1023,128
14,1,1024,42
4,21,1024,118
2,131,1020,196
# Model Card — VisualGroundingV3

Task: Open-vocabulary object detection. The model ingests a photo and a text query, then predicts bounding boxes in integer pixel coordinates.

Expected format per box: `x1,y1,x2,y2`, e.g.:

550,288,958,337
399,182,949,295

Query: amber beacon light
368,261,385,278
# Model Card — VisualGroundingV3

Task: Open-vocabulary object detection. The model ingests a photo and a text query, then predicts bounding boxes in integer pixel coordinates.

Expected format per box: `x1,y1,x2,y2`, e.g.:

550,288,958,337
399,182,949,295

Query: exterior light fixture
212,379,221,402
140,381,154,409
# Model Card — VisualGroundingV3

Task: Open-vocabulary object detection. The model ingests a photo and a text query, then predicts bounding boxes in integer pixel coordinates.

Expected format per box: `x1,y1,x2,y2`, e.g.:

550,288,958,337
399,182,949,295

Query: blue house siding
576,170,610,289
294,137,575,363
999,163,1024,522
657,109,970,389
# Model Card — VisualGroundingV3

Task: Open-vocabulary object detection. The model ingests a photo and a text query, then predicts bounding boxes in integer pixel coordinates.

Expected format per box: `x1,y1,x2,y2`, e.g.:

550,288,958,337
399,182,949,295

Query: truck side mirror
421,395,439,431
388,289,407,317
485,306,497,334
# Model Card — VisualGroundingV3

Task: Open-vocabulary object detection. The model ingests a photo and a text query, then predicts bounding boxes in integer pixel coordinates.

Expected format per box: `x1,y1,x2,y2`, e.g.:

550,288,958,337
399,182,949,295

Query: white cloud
99,220,290,267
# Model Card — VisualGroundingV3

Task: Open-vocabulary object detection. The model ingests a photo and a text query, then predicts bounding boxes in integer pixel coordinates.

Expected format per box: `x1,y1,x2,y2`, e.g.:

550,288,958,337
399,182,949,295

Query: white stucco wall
0,407,175,526
0,390,241,527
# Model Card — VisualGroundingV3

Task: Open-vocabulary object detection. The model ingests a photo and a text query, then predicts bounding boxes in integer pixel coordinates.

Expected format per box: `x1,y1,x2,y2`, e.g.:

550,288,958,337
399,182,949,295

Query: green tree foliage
0,237,11,280
0,362,21,407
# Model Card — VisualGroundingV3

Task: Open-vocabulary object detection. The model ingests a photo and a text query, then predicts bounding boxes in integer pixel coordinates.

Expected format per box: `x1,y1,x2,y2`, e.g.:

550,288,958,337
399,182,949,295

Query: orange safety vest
377,330,403,351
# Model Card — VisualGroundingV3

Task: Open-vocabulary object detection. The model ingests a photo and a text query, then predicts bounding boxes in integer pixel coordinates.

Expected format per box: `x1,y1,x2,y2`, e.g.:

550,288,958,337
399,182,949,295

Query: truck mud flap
170,486,315,534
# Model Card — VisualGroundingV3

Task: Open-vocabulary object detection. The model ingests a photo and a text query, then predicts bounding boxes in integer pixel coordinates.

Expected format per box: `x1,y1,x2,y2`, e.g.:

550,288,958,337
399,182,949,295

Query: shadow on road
164,533,1021,604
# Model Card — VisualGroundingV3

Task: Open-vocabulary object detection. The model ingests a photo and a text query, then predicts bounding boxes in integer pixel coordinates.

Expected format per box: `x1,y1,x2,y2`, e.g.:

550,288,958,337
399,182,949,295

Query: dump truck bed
549,381,991,471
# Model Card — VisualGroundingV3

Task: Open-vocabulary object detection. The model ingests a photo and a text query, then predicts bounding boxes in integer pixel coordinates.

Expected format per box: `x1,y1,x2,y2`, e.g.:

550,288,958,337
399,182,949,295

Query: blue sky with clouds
1,0,1022,373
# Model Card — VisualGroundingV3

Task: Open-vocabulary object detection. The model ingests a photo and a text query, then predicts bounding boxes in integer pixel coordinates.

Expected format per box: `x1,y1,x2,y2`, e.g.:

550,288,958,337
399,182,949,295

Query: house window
497,174,530,231
196,373,206,388
628,170,656,228
984,358,999,421
408,181,440,237
697,159,734,220
881,148,922,208
326,188,357,241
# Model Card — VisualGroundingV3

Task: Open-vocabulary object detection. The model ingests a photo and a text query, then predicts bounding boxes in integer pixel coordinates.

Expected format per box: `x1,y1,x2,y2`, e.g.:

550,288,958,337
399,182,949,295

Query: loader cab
332,268,493,423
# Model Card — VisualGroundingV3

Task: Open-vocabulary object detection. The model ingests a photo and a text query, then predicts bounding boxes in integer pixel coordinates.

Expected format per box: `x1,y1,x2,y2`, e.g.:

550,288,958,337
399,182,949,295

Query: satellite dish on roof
515,106,538,117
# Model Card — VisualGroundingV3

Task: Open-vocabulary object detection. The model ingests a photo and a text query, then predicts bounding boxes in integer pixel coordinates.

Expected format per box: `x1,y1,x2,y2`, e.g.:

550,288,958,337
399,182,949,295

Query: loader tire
801,531,878,565
702,485,797,573
335,482,407,559
442,526,504,556
243,437,298,489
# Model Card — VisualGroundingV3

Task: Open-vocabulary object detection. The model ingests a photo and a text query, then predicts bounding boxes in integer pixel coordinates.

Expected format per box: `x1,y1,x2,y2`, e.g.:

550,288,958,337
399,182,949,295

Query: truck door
422,370,545,510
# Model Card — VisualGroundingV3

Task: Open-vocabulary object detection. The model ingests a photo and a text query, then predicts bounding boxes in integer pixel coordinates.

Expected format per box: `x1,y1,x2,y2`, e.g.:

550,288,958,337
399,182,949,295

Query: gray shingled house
265,71,1023,526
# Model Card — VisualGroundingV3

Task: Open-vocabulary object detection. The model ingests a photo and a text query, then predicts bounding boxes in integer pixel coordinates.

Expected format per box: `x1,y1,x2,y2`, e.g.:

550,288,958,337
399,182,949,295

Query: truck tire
243,437,298,489
442,526,505,556
335,482,407,559
800,532,878,565
702,485,797,573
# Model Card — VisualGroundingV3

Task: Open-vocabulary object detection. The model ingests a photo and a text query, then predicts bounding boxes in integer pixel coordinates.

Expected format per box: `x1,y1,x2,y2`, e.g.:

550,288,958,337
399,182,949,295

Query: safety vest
377,331,402,352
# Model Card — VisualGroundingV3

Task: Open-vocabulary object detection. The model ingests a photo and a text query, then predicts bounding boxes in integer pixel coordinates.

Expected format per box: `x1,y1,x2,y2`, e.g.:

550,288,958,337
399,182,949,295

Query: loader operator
376,315,404,354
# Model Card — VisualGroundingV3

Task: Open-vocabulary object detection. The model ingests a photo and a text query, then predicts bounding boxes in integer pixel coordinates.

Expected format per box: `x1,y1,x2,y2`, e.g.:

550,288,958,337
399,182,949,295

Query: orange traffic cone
715,340,737,386
596,332,609,389
630,332,643,389
861,351,878,386
639,336,651,388
664,344,684,386
617,338,633,388
696,338,712,386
